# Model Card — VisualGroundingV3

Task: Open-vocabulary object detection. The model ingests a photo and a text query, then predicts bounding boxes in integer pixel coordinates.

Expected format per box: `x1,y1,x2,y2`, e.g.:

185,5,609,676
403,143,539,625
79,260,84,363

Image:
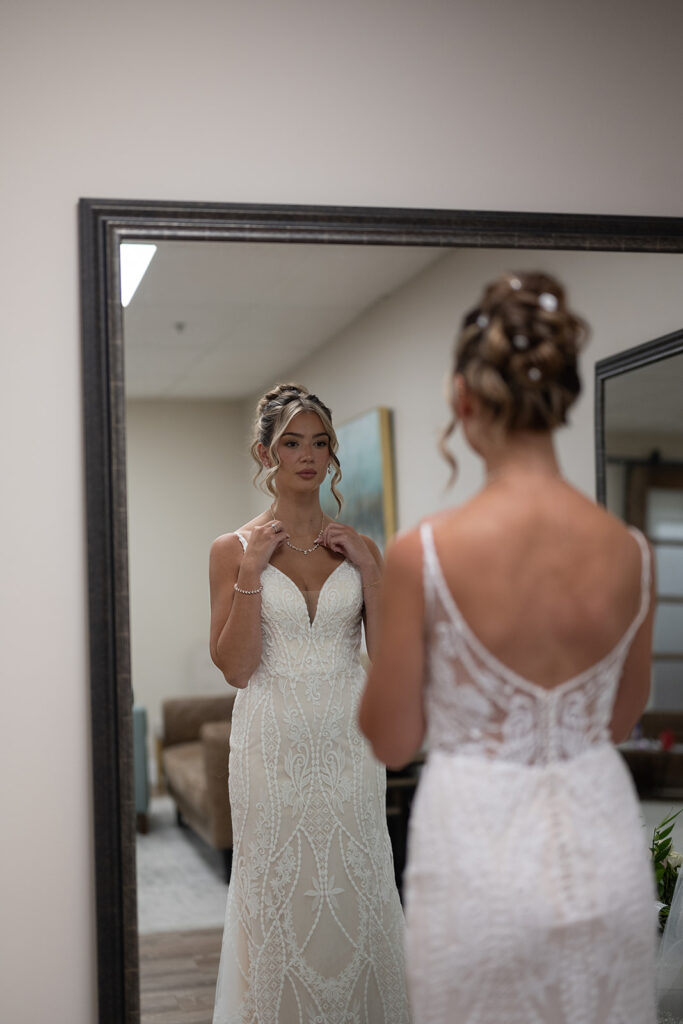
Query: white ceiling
123,241,444,399
605,351,683,434
123,240,683,437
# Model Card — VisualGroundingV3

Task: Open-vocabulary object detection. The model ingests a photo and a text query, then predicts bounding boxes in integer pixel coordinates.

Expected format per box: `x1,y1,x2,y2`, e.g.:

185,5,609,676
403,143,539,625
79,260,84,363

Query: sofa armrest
162,693,236,748
201,719,233,849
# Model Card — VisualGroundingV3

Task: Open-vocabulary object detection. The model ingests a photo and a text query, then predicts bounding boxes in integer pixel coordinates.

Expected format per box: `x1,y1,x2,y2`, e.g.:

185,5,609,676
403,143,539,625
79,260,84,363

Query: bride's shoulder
384,524,424,574
211,512,270,550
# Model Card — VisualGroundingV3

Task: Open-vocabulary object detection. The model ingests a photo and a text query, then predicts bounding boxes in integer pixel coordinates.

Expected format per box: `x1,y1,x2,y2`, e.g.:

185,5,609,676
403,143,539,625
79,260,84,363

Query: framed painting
322,407,397,550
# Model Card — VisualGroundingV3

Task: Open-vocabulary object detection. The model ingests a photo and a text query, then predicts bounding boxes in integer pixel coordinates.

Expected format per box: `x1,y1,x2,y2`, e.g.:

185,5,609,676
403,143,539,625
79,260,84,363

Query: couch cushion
163,693,236,747
163,742,208,818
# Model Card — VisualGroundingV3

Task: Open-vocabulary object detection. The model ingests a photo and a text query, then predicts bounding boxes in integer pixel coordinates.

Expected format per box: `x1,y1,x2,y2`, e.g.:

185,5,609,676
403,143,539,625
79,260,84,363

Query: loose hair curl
440,271,589,481
250,383,343,513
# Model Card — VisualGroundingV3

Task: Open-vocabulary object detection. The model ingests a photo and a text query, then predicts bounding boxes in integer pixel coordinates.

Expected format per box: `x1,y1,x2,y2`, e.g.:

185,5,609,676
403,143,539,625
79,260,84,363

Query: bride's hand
319,523,378,578
241,519,289,573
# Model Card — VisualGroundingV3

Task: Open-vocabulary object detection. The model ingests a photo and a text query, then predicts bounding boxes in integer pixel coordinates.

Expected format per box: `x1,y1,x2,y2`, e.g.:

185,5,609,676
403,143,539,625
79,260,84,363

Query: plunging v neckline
266,559,348,627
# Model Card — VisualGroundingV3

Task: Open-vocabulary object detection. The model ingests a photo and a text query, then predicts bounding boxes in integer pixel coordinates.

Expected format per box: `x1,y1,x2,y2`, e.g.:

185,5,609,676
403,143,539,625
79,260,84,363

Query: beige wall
126,400,254,778
3,0,683,1019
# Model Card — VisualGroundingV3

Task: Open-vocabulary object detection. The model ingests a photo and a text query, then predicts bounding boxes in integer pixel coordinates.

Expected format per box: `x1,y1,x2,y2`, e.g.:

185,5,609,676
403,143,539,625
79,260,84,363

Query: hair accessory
538,292,558,312
234,582,263,595
476,313,489,329
509,276,522,290
512,334,529,351
528,366,542,382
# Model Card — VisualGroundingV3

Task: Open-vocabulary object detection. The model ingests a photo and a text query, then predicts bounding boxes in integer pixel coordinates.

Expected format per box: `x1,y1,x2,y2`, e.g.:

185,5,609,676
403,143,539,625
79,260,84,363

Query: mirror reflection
122,240,683,1022
603,347,683,1019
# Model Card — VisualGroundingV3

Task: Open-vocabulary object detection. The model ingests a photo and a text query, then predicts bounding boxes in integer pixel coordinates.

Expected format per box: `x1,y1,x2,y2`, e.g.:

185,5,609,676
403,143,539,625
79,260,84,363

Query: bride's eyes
282,439,329,448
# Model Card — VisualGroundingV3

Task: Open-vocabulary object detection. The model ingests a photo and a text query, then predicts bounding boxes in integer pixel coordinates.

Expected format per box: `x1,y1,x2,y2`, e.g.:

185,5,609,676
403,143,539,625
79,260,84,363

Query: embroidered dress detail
404,522,657,1024
213,532,409,1024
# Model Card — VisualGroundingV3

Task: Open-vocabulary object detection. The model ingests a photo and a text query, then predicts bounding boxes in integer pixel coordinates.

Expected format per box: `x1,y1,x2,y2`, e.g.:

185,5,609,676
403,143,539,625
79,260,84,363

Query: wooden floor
139,927,222,1023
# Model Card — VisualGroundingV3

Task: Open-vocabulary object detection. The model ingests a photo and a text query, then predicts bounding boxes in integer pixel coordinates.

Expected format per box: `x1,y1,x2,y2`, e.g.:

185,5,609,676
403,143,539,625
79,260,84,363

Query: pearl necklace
270,506,325,555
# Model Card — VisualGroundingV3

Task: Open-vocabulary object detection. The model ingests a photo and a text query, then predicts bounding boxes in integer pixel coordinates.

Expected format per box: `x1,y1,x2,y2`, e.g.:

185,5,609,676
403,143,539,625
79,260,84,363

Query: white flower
538,291,558,312
667,851,683,870
304,873,344,912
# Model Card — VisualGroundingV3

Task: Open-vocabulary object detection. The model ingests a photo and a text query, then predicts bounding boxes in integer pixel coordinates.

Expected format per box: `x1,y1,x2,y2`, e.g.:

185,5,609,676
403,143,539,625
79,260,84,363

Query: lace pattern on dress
419,522,651,765
403,523,657,1024
212,532,409,1024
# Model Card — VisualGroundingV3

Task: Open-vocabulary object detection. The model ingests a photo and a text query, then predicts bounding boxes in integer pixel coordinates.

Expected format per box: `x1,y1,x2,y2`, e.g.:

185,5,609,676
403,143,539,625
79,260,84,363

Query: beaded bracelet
362,578,381,589
234,582,263,595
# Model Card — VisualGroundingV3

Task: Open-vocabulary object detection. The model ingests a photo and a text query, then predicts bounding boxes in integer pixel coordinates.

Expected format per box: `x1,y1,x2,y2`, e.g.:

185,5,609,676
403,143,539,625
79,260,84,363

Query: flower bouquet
652,811,683,933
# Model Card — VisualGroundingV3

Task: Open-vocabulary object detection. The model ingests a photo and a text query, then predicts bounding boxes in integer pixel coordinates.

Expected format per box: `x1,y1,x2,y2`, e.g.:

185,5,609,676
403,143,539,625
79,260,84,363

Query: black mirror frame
595,327,683,507
79,198,683,1022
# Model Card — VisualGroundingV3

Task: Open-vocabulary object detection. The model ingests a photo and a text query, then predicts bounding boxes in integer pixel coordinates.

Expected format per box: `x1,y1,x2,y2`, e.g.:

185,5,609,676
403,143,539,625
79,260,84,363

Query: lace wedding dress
212,533,409,1024
404,522,657,1024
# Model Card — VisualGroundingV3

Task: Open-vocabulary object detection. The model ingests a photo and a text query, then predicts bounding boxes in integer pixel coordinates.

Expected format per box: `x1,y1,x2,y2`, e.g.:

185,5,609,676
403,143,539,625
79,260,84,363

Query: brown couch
161,693,236,878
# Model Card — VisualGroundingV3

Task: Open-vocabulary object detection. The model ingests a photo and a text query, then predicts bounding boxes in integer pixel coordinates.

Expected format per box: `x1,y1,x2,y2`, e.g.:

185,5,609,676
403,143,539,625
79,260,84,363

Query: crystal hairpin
538,292,558,312
476,313,489,329
513,334,529,351
509,276,522,290
528,366,542,381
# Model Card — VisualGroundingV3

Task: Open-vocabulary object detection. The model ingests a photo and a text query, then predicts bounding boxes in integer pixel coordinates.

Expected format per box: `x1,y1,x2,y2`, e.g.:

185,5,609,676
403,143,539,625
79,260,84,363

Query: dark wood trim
79,202,139,1023
79,199,683,1022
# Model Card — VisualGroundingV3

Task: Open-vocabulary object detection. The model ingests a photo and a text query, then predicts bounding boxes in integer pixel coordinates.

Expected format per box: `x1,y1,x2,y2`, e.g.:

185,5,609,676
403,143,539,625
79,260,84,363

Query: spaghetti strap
234,531,248,552
419,521,439,613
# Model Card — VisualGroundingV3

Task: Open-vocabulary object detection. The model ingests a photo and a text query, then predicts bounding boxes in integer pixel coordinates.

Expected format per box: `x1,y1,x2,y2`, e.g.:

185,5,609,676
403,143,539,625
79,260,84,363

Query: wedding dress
404,521,657,1024
212,533,409,1024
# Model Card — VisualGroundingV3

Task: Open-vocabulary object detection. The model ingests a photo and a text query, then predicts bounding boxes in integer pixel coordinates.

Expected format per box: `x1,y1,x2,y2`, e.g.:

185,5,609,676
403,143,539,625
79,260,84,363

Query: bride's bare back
431,474,646,690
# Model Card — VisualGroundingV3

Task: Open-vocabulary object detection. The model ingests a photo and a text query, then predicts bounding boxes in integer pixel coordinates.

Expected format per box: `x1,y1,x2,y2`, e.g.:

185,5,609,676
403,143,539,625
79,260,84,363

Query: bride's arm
209,524,287,688
358,530,426,768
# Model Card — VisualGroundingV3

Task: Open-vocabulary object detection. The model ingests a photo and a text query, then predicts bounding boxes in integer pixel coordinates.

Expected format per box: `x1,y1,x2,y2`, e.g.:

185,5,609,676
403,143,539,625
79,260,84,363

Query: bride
360,271,657,1024
209,383,409,1024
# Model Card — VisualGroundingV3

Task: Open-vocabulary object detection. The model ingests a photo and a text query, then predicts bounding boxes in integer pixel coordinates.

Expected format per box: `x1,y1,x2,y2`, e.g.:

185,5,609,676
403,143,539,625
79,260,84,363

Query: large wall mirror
79,201,683,1022
596,330,683,811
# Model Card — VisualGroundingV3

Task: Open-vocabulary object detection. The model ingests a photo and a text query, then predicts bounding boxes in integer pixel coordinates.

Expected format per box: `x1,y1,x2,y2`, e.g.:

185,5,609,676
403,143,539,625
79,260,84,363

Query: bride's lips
297,471,317,479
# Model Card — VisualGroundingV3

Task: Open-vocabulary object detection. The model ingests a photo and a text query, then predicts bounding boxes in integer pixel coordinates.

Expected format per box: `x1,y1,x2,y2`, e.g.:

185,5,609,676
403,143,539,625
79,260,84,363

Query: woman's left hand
319,522,377,576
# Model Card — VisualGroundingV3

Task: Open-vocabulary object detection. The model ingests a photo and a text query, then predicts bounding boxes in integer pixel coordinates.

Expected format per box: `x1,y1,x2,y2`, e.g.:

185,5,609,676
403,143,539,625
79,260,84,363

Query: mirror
80,201,683,1022
597,333,683,809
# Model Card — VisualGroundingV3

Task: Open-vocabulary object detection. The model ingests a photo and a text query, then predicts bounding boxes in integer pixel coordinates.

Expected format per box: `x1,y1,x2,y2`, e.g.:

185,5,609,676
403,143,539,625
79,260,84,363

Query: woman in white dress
209,383,409,1024
359,271,657,1024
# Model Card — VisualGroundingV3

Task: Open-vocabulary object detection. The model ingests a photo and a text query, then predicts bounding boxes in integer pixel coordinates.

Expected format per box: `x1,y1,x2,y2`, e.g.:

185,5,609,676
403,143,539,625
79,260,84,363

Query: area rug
136,795,228,935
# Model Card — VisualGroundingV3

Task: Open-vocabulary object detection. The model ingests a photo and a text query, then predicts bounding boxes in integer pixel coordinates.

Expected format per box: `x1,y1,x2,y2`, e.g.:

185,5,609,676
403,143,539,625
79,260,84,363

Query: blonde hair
441,270,589,481
250,383,343,513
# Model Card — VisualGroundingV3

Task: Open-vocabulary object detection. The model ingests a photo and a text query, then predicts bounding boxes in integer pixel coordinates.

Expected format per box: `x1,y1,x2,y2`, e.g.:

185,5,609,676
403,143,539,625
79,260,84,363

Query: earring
328,464,333,475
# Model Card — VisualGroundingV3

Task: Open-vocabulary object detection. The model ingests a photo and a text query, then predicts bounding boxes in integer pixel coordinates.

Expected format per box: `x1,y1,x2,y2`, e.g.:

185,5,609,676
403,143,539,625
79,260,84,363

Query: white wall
3,0,683,1020
126,400,253,778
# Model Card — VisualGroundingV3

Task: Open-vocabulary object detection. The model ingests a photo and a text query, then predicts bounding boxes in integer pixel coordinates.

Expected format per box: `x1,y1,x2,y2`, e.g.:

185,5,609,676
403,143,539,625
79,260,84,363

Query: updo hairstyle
250,383,343,513
441,271,589,477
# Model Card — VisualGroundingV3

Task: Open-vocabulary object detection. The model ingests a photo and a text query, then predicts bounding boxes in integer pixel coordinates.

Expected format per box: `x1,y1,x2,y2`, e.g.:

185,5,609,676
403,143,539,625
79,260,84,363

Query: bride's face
273,411,331,492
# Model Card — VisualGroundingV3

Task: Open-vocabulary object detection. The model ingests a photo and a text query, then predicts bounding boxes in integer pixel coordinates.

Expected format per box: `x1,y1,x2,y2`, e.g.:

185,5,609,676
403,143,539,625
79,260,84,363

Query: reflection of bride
209,384,409,1024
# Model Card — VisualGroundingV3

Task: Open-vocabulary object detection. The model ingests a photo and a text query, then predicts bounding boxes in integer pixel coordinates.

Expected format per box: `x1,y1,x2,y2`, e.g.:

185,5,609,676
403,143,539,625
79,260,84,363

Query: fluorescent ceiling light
120,243,157,307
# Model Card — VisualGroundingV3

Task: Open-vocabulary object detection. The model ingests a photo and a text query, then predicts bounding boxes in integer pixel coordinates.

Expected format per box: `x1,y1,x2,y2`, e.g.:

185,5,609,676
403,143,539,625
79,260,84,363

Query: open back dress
404,521,656,1024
